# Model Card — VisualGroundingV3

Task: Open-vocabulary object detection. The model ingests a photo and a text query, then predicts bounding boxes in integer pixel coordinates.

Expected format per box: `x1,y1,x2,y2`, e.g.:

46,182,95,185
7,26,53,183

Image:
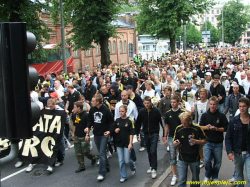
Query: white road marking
1,134,134,182
1,167,27,182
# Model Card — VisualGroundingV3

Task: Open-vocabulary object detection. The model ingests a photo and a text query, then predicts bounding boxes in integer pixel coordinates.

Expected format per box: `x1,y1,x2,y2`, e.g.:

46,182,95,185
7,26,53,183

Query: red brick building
41,12,138,72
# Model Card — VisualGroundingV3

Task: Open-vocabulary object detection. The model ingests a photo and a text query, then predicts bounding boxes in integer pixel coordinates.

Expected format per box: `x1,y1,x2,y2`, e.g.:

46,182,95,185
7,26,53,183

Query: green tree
186,23,202,44
0,0,52,63
136,0,213,53
61,0,126,67
201,20,219,44
217,0,250,45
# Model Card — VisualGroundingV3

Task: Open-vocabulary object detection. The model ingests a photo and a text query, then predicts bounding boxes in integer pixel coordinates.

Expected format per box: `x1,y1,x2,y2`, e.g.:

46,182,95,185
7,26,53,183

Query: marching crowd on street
13,47,250,186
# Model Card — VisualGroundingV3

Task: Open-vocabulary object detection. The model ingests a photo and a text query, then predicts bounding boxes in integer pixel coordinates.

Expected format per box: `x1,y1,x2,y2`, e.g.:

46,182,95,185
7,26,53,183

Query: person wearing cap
204,72,213,91
121,70,132,87
192,69,200,80
220,72,230,107
151,64,161,78
84,77,96,104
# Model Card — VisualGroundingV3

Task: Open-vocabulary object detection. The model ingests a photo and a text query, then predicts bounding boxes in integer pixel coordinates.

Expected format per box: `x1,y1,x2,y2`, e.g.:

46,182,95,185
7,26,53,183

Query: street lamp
179,36,181,50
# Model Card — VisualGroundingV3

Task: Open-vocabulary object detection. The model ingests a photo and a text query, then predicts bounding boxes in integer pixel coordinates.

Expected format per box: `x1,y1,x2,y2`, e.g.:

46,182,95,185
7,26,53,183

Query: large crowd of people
15,47,250,186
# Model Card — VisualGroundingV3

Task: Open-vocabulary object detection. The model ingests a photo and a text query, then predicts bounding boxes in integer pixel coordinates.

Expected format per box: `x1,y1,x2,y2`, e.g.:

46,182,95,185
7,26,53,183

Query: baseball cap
221,72,227,77
205,72,212,76
86,77,90,81
192,70,197,73
63,88,68,92
196,80,201,86
48,87,55,93
50,92,58,98
125,85,133,90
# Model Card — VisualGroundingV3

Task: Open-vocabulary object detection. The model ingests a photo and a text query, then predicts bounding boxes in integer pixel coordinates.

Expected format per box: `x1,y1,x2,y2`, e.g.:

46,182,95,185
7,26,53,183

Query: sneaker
65,143,73,150
75,168,85,173
26,164,34,173
203,177,210,182
213,179,219,184
167,146,170,152
107,151,112,159
120,178,127,183
91,158,96,166
199,161,204,168
151,169,157,179
97,175,104,181
147,167,152,174
139,147,146,152
15,161,24,168
228,177,236,182
171,176,177,186
55,162,63,167
97,159,100,165
131,170,136,176
47,166,54,173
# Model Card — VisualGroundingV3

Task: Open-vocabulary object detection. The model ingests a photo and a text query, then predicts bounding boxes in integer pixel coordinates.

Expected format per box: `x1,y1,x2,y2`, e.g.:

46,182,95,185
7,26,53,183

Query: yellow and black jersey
113,117,135,148
173,123,207,163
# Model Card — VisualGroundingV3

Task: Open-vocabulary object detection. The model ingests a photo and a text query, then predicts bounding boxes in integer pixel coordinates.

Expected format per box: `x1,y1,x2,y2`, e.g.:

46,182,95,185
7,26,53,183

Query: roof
111,18,136,29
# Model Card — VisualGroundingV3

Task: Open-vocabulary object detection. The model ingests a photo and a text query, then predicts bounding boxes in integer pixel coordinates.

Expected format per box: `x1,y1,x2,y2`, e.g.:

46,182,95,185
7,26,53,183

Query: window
247,32,250,37
206,17,209,21
248,24,250,29
202,17,204,22
146,45,150,50
87,49,91,56
112,41,116,53
212,17,214,22
108,40,111,53
139,46,142,51
95,44,99,55
123,41,127,52
119,41,123,53
212,10,214,14
217,9,219,14
73,50,79,58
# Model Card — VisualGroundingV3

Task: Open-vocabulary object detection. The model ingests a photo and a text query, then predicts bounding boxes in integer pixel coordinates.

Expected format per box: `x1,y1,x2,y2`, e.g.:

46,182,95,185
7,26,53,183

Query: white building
193,3,250,45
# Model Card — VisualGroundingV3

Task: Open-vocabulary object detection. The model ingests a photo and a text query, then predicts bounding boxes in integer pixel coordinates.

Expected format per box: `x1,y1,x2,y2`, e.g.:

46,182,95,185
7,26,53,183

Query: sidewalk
158,146,247,187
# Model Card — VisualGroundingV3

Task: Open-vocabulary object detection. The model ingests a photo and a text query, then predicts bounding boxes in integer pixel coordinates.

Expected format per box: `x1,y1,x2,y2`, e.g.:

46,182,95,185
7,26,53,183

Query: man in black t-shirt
173,112,207,187
65,85,80,115
72,101,96,173
162,95,184,186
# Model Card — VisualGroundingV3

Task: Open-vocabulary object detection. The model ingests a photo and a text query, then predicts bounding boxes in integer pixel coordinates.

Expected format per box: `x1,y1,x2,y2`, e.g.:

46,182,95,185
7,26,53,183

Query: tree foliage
186,23,202,44
58,0,127,67
136,0,214,53
0,0,52,63
201,20,219,43
217,0,250,45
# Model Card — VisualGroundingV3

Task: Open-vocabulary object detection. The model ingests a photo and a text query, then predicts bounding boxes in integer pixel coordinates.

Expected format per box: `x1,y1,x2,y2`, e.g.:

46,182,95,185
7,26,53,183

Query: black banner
17,108,66,166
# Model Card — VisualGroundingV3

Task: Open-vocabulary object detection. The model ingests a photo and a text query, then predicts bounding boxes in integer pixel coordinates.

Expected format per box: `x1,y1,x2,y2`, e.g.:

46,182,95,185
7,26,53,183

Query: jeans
140,131,146,148
94,135,109,177
234,153,250,187
116,147,136,179
204,142,223,179
218,104,224,113
178,160,200,187
57,136,66,162
144,133,158,170
168,137,177,165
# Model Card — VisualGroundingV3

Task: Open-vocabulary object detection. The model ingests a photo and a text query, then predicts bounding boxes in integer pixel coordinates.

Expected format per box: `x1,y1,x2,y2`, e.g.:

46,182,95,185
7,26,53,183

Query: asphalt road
0,135,170,187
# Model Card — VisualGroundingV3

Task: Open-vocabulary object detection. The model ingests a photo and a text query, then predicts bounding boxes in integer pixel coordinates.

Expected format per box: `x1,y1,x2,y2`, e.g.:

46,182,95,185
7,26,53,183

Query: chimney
125,13,132,24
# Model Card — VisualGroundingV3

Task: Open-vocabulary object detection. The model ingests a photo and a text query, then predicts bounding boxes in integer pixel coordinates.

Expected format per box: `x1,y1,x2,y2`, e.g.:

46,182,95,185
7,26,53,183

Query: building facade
41,12,138,72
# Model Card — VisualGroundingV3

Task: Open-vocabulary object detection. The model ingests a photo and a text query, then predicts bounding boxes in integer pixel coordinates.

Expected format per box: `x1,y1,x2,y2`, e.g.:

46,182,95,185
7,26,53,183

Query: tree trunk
99,35,111,68
170,36,176,54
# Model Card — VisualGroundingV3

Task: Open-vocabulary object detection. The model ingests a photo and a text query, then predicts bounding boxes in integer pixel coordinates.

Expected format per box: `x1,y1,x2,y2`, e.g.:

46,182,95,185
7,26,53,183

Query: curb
152,167,172,187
